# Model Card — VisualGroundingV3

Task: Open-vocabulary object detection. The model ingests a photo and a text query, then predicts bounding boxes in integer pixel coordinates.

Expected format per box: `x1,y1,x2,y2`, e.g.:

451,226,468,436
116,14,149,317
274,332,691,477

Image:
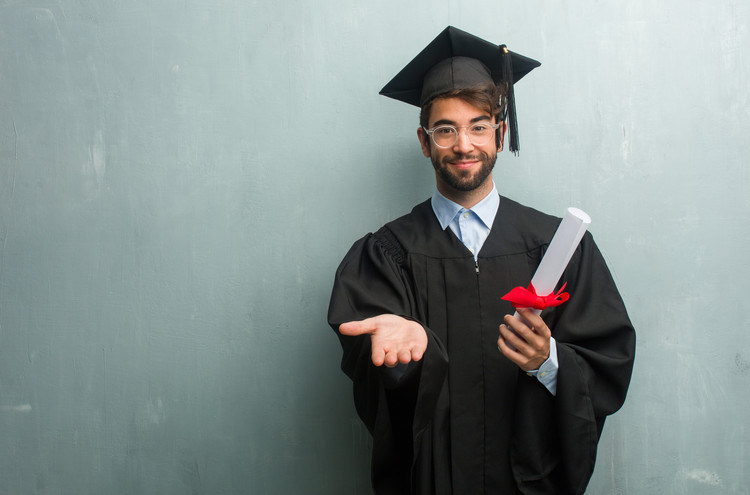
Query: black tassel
500,45,519,155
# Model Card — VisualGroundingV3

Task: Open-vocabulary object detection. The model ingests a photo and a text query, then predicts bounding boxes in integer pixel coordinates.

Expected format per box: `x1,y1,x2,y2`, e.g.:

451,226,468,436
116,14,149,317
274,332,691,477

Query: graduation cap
380,26,541,154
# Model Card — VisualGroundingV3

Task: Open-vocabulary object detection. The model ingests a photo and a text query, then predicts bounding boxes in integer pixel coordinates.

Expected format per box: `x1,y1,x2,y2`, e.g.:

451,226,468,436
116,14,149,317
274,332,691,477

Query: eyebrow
431,115,492,127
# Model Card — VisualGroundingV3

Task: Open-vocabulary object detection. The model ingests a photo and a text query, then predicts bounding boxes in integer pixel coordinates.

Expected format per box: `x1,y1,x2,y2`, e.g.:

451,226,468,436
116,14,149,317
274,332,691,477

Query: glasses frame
422,122,501,149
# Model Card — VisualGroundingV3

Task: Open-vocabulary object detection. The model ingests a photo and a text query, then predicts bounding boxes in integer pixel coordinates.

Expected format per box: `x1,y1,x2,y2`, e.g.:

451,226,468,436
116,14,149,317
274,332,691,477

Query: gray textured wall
1,1,748,493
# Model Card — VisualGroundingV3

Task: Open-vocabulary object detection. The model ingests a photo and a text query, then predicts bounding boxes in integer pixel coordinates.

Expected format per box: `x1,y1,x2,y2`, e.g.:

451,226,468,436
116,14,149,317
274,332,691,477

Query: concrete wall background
1,1,748,493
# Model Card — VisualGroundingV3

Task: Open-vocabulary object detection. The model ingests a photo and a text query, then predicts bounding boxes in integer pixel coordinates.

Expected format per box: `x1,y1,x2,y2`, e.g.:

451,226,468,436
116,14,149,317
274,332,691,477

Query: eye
471,124,488,132
434,126,457,135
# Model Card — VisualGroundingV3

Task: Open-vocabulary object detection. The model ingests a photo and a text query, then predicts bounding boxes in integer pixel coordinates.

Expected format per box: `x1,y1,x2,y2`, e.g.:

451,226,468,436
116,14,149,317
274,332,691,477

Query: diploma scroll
514,207,591,318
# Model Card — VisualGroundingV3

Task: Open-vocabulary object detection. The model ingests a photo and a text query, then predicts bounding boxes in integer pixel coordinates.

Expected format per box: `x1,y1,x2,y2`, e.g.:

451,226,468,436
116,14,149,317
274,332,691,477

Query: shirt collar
431,183,499,230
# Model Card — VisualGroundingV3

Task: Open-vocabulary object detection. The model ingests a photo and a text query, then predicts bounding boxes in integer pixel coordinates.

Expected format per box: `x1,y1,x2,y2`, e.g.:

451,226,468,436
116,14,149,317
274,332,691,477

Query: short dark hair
419,83,508,130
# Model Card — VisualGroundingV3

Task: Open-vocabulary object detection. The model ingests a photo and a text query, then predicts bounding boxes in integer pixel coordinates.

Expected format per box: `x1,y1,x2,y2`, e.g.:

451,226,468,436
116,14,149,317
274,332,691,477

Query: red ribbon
501,282,570,310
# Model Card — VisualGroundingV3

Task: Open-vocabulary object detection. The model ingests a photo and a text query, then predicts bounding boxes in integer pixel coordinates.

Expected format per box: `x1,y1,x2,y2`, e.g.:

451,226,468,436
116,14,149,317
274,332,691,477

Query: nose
453,128,475,153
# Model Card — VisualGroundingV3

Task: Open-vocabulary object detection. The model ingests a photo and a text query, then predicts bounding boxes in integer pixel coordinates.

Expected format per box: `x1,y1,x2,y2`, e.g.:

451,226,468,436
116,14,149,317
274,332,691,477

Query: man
328,26,635,494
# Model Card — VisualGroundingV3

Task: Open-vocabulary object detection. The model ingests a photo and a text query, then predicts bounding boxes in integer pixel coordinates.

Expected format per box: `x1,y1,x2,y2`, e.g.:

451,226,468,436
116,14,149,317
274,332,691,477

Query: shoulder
501,196,561,231
503,198,600,248
499,197,606,269
374,199,439,255
382,198,435,233
336,199,434,270
484,196,563,255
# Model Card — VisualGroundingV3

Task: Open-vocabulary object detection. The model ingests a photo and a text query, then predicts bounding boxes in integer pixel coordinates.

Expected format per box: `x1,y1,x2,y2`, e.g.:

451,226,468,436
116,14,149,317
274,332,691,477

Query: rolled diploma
514,207,591,318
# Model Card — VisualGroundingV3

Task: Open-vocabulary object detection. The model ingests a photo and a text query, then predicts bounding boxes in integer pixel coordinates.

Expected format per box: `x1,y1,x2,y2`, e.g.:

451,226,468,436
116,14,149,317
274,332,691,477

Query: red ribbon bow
501,282,570,310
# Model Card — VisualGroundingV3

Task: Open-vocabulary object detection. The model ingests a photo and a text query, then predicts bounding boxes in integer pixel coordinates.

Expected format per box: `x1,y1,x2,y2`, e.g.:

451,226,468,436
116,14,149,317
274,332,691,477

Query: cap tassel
500,45,519,155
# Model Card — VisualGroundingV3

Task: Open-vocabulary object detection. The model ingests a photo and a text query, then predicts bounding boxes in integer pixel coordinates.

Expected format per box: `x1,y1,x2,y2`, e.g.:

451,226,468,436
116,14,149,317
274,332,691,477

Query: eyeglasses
422,122,500,149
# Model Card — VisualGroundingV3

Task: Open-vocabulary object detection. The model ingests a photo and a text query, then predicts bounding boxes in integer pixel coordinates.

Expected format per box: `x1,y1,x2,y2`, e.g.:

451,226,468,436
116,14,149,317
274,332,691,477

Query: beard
431,148,497,192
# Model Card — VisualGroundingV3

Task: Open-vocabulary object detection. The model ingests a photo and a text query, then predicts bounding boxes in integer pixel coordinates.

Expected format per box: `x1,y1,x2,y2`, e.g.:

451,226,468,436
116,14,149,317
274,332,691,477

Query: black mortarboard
380,26,541,153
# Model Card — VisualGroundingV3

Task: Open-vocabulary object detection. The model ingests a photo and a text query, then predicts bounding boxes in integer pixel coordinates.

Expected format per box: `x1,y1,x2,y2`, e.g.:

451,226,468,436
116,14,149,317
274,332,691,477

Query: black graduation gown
328,196,636,495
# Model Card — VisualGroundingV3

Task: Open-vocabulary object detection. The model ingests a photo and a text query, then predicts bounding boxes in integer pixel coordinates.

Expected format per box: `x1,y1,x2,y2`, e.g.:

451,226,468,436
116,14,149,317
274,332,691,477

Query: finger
499,328,546,370
383,350,399,368
371,346,386,366
499,323,532,355
338,319,376,336
497,334,519,357
516,308,551,338
397,349,413,364
504,321,548,358
497,332,525,365
502,315,534,343
503,314,545,348
411,346,425,362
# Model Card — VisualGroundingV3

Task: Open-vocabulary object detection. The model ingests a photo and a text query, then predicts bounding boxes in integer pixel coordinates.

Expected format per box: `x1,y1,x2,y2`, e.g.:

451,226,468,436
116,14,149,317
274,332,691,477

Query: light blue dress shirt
431,185,559,395
431,184,498,261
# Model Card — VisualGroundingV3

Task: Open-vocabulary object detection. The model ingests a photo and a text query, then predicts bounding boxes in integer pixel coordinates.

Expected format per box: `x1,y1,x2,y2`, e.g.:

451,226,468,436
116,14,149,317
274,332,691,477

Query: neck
436,175,495,209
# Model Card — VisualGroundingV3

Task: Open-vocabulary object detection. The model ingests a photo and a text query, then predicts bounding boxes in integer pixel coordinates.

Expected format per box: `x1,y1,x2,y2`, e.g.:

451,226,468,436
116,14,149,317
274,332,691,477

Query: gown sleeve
511,231,636,494
327,230,450,494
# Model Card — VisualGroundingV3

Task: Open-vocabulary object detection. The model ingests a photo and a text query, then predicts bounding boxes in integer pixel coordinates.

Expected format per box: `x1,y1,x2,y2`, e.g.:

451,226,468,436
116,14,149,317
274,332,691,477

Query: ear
417,127,431,157
497,121,508,152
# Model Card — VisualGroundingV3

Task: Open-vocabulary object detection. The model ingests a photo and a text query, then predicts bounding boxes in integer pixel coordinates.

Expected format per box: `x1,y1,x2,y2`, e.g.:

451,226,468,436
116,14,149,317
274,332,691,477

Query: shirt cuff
524,336,558,396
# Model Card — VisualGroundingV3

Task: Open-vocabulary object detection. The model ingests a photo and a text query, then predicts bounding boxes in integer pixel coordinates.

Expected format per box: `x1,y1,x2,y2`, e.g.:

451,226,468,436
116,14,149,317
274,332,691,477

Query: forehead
427,97,492,126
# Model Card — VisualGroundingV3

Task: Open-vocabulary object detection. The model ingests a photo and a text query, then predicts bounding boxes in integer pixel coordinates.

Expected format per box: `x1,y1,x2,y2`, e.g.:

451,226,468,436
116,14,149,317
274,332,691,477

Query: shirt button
463,211,470,218
540,372,547,378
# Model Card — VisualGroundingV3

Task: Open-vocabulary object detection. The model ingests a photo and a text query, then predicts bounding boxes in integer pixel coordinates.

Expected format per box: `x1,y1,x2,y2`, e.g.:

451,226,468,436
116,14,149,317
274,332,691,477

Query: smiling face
418,96,505,207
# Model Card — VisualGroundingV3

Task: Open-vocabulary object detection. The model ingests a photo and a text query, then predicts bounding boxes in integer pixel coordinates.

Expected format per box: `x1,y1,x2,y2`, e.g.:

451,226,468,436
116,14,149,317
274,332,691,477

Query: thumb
338,318,376,336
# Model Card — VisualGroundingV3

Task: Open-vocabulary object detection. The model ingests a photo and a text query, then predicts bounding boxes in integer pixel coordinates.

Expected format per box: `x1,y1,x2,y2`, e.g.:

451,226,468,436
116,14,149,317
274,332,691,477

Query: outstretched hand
497,308,551,371
339,314,428,368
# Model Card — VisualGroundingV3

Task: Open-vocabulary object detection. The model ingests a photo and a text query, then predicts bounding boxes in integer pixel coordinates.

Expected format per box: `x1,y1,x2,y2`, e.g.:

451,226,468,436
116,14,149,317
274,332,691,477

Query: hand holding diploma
498,307,553,371
497,207,591,371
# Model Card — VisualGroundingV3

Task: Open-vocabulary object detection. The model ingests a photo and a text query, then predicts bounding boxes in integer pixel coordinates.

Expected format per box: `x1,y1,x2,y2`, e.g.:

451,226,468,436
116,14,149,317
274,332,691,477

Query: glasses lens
468,123,494,146
432,126,458,148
